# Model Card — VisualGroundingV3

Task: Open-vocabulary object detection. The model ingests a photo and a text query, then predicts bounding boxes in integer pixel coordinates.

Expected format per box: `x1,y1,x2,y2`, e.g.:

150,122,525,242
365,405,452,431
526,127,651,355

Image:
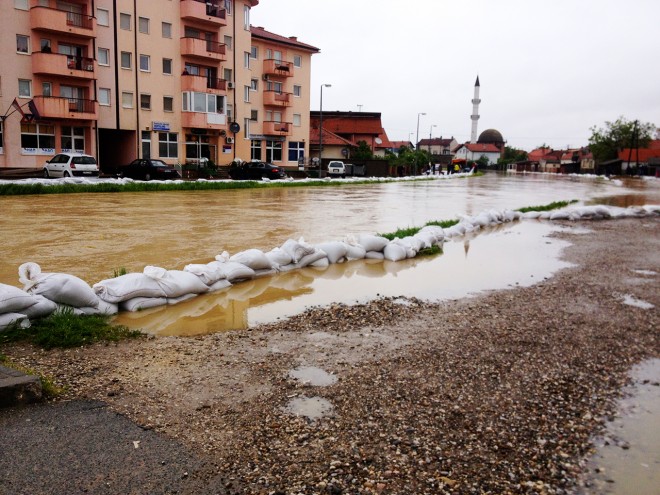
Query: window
250,79,258,91
224,35,232,49
42,82,52,97
267,81,283,94
98,48,109,66
243,85,250,102
251,140,261,160
159,132,178,158
243,52,250,69
273,111,282,123
162,58,172,75
61,126,85,152
17,35,29,54
243,5,250,30
226,103,232,122
266,140,282,162
121,91,134,108
20,123,55,154
40,39,51,52
293,85,301,97
162,22,172,38
140,94,151,110
250,46,258,59
120,13,131,30
14,0,28,10
250,109,258,121
142,131,151,159
288,141,304,162
18,79,31,98
97,8,109,26
163,96,173,112
293,55,302,68
293,114,301,127
224,0,232,14
243,118,250,139
223,68,232,82
99,88,111,106
265,110,272,122
138,17,149,34
120,52,132,69
0,121,3,154
181,92,224,114
139,55,150,72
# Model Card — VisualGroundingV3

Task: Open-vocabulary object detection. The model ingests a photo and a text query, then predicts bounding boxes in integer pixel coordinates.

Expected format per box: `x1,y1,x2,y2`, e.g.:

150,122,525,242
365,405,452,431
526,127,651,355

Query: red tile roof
310,127,356,147
250,26,320,53
618,145,660,163
418,138,455,147
462,143,500,153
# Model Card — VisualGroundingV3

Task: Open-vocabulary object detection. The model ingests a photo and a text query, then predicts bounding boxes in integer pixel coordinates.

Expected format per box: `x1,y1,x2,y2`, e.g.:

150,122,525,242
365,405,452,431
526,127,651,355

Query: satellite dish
375,138,383,144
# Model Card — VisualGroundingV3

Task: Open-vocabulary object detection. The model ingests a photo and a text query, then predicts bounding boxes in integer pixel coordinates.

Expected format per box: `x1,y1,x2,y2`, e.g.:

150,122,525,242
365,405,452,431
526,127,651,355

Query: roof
310,127,356,147
618,145,660,163
418,138,455,147
250,26,320,53
528,147,553,160
459,143,501,153
310,113,385,136
390,140,413,149
477,128,504,144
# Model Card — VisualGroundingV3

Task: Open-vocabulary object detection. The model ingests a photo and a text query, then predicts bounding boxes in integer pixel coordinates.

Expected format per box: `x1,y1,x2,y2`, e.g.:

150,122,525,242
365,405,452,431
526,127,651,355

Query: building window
98,48,110,66
250,79,258,91
293,55,302,68
42,82,52,97
250,46,258,59
40,39,51,52
121,91,134,108
288,141,304,162
20,123,55,154
158,132,178,158
138,17,149,34
226,103,232,122
18,79,31,98
243,5,250,30
97,8,109,26
142,131,151,159
162,58,172,75
293,85,301,97
251,140,261,160
162,22,172,38
16,35,29,54
243,118,251,139
120,52,132,69
224,35,232,49
181,92,224,114
244,85,250,102
243,52,250,69
224,0,232,15
223,68,232,83
140,94,151,110
99,88,111,106
139,54,150,72
61,126,85,152
293,114,301,127
250,109,258,121
163,96,173,112
266,140,282,162
120,13,131,31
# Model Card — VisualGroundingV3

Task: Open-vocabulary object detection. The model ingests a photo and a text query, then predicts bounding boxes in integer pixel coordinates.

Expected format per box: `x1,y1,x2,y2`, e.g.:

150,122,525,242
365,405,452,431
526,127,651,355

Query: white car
43,153,99,178
327,160,346,177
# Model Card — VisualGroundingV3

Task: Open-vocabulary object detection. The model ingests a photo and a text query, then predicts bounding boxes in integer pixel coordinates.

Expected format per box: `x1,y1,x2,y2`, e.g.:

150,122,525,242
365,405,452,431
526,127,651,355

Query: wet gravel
3,217,659,494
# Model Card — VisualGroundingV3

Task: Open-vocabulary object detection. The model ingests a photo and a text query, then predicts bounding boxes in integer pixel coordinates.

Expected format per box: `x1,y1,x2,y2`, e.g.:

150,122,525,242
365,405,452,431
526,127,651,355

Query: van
327,160,346,177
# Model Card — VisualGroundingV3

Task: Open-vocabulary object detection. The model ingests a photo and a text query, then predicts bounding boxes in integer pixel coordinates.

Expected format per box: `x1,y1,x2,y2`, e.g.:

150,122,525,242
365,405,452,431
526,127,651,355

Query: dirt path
3,217,659,494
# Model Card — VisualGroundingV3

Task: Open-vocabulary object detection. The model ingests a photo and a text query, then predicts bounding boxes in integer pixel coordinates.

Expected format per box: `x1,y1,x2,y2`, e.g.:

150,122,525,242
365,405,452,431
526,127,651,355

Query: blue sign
152,121,170,131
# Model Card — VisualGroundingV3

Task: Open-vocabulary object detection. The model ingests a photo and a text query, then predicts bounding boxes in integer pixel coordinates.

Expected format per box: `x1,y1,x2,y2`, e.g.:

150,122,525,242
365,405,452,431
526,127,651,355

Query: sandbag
210,261,255,282
20,295,57,319
93,272,166,303
265,247,292,268
78,299,119,316
316,241,348,264
383,243,407,262
19,262,99,309
230,249,274,271
281,238,316,263
413,231,435,249
143,266,209,298
356,234,389,253
393,237,420,258
365,251,385,260
208,279,232,292
418,225,445,244
0,283,39,314
343,241,367,260
296,249,327,268
120,296,168,312
183,263,226,286
167,293,198,305
0,312,30,331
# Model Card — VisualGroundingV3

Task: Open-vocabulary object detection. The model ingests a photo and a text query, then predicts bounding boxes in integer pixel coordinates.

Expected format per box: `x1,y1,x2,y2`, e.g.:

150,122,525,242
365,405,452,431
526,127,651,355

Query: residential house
453,142,501,165
618,139,660,176
417,137,458,156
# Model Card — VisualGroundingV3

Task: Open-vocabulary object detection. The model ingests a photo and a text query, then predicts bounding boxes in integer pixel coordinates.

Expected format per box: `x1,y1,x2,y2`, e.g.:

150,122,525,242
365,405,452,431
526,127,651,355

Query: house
416,137,459,156
453,142,501,165
618,140,660,176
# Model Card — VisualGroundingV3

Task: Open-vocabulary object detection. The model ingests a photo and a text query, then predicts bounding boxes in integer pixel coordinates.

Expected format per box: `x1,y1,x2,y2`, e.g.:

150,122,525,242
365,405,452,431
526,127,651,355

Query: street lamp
319,83,332,178
428,124,437,152
415,112,426,175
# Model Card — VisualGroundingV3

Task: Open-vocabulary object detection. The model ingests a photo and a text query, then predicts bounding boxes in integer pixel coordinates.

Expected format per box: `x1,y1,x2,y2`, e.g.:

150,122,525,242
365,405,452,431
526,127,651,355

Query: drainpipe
112,0,120,129
133,0,140,158
232,0,236,160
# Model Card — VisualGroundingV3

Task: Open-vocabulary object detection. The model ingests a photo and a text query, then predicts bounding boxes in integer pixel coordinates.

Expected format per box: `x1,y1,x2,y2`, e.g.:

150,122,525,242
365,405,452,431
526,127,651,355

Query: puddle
288,366,338,387
621,294,655,309
283,396,334,421
581,359,660,495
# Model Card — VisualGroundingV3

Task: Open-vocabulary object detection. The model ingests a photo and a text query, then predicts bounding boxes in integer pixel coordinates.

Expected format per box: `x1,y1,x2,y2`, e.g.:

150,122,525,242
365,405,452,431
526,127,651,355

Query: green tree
498,146,528,165
351,140,374,161
588,117,655,162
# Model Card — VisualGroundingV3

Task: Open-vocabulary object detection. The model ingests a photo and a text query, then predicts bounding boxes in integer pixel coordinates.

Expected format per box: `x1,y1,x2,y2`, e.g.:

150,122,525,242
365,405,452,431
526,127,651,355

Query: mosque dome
477,129,504,145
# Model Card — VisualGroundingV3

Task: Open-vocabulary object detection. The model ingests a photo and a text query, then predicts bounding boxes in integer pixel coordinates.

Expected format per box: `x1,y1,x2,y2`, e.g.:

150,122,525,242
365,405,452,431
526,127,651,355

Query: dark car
229,162,287,180
117,159,181,181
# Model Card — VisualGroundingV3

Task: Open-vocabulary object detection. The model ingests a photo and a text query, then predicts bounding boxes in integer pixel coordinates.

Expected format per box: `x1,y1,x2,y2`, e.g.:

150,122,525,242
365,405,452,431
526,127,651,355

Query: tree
497,146,528,165
351,140,374,161
588,117,655,162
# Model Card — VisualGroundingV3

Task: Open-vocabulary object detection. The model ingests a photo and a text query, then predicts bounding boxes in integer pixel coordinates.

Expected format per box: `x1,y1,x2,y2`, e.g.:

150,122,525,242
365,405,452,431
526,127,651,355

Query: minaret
470,76,481,143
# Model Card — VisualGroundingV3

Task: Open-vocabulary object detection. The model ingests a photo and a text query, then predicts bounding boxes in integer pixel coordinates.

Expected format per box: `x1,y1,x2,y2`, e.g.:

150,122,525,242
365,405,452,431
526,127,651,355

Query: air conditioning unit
225,137,234,144
227,82,235,89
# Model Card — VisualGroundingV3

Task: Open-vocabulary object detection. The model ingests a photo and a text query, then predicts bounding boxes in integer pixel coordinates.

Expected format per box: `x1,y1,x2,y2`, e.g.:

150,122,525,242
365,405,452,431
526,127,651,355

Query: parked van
327,160,346,177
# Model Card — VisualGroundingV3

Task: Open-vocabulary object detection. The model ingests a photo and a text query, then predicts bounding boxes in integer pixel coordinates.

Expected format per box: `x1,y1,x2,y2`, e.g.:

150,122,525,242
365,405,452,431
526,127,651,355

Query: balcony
180,0,227,26
263,90,292,107
263,121,292,136
31,96,98,121
263,59,293,78
180,37,226,63
181,74,227,94
32,52,96,80
30,6,96,39
181,111,227,130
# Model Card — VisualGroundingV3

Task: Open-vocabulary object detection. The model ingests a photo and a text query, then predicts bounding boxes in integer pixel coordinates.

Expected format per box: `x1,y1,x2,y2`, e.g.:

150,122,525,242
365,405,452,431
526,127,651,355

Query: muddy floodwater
1,173,658,335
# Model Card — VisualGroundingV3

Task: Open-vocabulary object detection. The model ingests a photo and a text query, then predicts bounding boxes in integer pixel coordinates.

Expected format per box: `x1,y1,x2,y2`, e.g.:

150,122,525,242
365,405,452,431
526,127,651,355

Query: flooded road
1,173,658,334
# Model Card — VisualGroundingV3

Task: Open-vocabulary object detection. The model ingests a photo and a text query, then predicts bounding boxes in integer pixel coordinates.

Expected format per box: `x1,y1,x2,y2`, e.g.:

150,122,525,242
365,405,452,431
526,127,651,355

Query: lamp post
415,112,426,175
428,124,437,152
319,83,331,178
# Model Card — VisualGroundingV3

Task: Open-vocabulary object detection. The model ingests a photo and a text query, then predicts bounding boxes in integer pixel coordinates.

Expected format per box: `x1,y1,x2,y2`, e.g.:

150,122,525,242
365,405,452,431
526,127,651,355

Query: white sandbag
19,262,99,309
0,283,39,314
230,249,274,271
394,237,421,258
94,272,166,303
183,263,226,286
383,242,407,262
444,223,467,237
310,257,330,268
215,251,230,262
20,295,57,319
471,212,491,228
365,251,385,260
316,241,348,264
211,261,255,282
522,211,542,219
0,312,30,331
120,296,168,312
413,231,435,250
281,238,316,263
296,249,327,268
419,225,445,244
167,293,198,305
78,299,119,316
344,241,367,260
254,268,277,278
265,247,292,268
357,234,389,253
208,279,232,292
549,210,571,220
143,266,209,298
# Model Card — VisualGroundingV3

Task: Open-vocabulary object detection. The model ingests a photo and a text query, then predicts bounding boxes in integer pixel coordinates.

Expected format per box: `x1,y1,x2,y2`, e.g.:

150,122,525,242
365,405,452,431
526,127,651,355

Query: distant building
453,143,501,165
416,137,459,156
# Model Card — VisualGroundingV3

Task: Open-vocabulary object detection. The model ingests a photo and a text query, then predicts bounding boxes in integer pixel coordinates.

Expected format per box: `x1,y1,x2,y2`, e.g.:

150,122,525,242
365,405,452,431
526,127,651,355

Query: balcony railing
31,96,98,120
181,74,227,93
180,37,226,62
30,6,96,38
263,59,294,77
263,90,292,107
263,121,292,135
65,11,95,29
32,52,95,79
181,0,227,23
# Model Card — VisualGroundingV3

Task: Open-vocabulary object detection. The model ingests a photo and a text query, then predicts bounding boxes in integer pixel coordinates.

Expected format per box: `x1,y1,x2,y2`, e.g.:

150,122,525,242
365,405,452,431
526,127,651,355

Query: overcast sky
252,0,659,151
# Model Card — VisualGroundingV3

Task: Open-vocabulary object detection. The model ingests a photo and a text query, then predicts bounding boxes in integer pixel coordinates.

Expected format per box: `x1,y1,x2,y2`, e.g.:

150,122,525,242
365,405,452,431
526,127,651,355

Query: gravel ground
2,217,659,495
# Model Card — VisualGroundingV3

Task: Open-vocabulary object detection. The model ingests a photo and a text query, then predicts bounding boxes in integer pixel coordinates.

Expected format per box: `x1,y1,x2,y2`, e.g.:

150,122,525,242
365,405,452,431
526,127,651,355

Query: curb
0,365,43,407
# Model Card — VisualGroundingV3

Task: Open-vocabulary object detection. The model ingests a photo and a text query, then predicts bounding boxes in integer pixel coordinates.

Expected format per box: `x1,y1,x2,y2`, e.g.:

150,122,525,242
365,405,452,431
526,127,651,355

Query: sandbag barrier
1,204,658,331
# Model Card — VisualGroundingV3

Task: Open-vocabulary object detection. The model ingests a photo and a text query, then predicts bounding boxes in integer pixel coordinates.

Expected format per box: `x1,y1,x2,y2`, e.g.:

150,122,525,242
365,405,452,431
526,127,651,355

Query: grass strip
516,200,578,213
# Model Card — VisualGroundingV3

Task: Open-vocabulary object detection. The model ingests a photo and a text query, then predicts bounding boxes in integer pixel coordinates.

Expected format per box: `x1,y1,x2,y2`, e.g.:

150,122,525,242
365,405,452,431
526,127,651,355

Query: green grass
0,307,143,350
516,200,578,213
379,219,459,240
113,267,127,278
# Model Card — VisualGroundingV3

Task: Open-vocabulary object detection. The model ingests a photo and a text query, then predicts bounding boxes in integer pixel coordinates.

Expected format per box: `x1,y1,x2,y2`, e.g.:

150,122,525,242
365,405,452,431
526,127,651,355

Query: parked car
116,159,181,181
327,160,346,178
43,153,99,178
229,161,287,180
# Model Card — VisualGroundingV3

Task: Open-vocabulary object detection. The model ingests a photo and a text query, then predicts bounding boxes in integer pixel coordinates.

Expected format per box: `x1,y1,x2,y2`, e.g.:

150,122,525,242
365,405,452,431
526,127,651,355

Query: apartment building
0,0,319,171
